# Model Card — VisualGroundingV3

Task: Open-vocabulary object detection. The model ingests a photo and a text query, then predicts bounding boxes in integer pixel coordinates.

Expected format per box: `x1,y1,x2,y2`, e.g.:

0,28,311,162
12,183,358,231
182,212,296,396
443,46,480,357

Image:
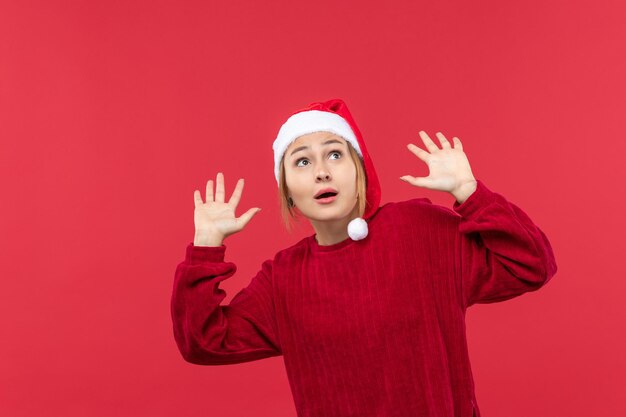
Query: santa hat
272,98,381,241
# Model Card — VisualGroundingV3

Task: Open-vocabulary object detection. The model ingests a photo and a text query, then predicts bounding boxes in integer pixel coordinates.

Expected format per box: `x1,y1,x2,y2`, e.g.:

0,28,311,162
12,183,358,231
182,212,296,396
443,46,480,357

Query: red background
1,1,624,416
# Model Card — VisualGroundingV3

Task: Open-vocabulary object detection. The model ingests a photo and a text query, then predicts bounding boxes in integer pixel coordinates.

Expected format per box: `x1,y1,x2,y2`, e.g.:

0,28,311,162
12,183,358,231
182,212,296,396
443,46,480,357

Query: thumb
236,207,261,229
400,175,432,188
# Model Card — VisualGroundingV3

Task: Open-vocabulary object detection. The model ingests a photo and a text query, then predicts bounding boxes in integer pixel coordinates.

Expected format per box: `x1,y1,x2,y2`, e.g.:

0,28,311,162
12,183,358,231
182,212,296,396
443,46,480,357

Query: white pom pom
347,217,368,241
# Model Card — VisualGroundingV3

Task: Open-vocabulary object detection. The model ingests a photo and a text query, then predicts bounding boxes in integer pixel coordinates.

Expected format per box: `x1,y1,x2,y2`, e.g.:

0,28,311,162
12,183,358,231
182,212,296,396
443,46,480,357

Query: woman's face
284,131,359,223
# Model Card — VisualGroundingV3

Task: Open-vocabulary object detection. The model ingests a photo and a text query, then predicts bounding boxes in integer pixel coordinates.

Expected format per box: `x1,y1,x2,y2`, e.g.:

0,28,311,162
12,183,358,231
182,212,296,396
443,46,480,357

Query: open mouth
315,191,338,199
314,191,338,204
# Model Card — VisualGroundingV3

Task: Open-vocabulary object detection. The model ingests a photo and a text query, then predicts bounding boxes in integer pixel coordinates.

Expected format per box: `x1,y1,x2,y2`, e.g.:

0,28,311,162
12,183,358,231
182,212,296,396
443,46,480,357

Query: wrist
194,230,225,247
451,179,477,204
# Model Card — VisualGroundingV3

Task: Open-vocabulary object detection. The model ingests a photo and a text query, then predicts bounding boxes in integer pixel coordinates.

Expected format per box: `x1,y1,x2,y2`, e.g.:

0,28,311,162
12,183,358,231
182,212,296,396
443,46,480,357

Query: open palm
400,131,476,194
193,172,261,240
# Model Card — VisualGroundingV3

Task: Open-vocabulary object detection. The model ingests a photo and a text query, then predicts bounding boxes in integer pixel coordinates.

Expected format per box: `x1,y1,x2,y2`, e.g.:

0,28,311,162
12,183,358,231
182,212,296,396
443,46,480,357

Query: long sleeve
451,179,558,308
170,242,282,365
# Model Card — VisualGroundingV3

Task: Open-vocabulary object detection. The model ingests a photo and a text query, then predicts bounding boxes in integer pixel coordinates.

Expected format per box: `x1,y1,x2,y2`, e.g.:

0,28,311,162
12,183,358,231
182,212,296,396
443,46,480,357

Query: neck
310,204,360,246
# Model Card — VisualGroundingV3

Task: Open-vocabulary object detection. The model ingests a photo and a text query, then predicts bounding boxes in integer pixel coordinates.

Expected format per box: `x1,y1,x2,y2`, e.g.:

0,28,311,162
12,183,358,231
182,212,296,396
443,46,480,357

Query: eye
295,150,342,167
295,158,309,167
329,150,342,159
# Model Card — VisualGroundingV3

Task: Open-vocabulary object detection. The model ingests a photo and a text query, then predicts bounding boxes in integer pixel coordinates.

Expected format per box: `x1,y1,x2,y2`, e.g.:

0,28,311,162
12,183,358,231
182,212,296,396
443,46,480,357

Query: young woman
171,98,558,417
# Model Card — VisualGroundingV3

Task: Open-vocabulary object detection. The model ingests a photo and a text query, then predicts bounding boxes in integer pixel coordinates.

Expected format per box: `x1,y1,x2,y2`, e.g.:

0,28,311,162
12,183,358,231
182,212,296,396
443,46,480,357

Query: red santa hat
273,98,381,241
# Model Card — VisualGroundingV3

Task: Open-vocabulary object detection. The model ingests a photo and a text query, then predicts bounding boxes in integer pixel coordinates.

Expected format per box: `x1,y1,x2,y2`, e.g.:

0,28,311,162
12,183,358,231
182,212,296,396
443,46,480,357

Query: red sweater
171,179,557,417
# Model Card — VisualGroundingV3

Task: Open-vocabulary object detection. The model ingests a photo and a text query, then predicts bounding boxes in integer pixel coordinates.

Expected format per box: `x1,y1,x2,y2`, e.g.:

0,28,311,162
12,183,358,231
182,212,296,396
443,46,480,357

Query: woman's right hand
193,172,261,245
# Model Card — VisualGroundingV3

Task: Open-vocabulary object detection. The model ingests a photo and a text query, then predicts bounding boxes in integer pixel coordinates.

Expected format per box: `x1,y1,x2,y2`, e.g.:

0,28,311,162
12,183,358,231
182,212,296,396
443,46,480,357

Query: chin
303,211,339,222
305,205,354,222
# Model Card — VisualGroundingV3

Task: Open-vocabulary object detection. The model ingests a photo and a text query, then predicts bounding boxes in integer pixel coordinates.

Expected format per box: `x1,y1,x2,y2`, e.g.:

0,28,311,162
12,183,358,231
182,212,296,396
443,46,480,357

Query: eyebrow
289,139,344,157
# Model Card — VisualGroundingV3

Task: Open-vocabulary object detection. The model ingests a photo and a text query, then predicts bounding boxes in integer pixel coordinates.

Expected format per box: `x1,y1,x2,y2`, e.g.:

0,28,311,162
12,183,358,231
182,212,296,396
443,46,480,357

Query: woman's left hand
400,131,477,203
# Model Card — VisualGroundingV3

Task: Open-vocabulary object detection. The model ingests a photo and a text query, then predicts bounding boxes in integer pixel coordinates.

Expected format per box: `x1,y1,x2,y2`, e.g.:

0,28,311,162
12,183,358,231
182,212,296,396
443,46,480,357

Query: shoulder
270,235,310,265
380,197,461,225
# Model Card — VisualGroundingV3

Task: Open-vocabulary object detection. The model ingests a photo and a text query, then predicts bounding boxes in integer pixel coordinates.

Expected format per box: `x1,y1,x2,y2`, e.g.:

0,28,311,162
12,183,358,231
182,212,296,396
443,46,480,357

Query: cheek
341,164,358,190
285,170,307,198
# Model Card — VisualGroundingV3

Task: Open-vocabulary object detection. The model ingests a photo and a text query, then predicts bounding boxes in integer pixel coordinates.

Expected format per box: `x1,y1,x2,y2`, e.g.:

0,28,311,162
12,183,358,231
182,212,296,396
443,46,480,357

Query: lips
314,188,338,199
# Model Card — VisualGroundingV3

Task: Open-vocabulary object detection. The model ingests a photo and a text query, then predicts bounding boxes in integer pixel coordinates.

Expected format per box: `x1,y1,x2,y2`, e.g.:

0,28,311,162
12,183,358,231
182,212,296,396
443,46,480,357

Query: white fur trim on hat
273,110,363,185
347,217,368,240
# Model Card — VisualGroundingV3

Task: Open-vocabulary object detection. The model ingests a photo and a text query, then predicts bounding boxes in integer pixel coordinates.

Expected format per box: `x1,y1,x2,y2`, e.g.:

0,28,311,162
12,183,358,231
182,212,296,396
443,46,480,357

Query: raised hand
400,131,477,203
193,172,261,246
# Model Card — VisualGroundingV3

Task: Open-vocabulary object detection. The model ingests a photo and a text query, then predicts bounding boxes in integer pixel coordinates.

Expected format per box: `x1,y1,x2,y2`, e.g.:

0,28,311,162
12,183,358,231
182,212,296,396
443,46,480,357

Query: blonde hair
277,140,367,232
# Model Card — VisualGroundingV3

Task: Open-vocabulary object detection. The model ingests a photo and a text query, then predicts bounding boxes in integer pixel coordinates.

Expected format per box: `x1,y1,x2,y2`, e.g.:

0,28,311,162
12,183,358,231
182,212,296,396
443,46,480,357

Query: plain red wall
1,1,624,416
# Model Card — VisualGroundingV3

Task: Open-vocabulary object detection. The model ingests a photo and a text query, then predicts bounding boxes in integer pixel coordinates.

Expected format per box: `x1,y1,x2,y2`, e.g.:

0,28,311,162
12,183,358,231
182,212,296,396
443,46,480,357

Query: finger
452,136,463,151
419,131,440,153
435,132,451,149
194,189,203,209
399,175,432,188
406,143,430,163
215,172,225,203
228,178,244,208
206,179,214,202
236,207,261,229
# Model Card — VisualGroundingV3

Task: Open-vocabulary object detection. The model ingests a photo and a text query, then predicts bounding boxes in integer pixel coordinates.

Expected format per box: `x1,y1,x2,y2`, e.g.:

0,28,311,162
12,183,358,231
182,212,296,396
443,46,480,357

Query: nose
315,167,331,182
